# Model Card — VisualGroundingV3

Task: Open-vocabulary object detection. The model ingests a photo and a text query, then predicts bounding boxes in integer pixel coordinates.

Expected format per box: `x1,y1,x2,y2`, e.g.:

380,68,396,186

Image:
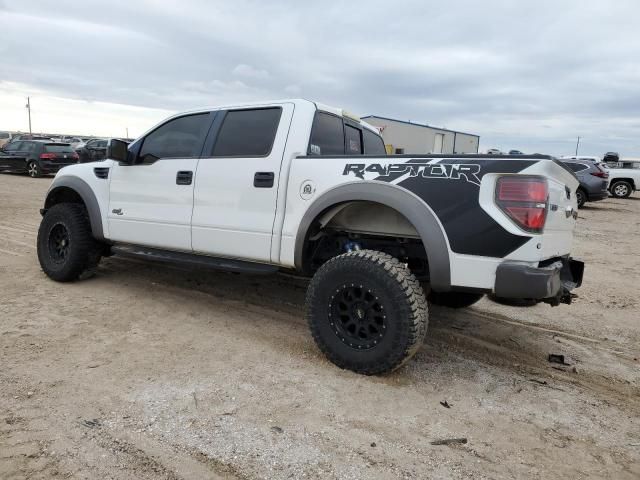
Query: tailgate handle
254,171,274,188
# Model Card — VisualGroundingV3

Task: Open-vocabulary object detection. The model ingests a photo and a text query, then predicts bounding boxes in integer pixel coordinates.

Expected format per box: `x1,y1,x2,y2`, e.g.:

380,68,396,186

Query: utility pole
25,97,32,134
126,127,129,139
575,136,580,156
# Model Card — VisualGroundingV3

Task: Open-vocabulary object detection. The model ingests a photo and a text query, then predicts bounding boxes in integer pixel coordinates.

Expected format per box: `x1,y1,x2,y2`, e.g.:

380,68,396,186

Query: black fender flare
43,176,105,241
294,181,452,291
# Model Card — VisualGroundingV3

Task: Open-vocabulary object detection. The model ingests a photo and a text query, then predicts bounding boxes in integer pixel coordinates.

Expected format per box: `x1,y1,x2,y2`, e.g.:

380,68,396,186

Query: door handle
254,171,274,188
176,170,193,185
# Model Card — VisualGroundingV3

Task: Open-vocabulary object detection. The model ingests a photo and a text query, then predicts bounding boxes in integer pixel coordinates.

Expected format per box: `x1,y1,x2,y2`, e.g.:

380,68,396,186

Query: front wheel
27,160,41,178
306,250,428,375
37,203,102,282
610,180,632,198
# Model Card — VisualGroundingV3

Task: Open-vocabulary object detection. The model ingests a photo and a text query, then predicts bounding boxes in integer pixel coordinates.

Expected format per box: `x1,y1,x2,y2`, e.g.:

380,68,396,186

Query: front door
191,103,294,262
107,112,213,252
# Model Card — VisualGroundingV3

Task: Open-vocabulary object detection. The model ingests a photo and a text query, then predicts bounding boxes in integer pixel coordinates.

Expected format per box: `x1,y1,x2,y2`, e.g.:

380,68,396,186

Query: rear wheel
429,291,484,308
610,180,632,198
37,203,102,282
576,188,587,208
306,250,428,375
27,161,41,178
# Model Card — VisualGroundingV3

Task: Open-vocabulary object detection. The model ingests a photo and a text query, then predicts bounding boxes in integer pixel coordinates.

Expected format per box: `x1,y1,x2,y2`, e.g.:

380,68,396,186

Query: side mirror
107,139,132,164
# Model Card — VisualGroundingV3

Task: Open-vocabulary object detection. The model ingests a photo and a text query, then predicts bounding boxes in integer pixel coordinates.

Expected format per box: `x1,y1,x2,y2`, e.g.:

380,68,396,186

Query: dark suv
0,140,79,177
561,159,609,207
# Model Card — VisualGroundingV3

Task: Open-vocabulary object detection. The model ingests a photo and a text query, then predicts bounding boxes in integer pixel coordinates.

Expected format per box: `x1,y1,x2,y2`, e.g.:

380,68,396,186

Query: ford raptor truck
36,99,584,375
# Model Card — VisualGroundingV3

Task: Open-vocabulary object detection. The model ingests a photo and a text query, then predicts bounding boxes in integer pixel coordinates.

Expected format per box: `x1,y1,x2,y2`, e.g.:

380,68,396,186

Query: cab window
308,112,344,155
138,113,210,164
363,129,386,155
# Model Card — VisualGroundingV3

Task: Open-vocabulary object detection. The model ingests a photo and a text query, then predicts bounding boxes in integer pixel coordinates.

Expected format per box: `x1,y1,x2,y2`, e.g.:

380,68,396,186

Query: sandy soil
1,173,638,479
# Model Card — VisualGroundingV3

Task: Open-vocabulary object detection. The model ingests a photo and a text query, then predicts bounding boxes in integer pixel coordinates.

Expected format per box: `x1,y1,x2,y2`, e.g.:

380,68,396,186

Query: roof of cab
174,99,380,134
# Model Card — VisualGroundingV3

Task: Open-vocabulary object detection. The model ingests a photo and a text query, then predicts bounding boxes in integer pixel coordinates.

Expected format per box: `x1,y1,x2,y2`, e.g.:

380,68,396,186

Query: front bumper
494,257,584,306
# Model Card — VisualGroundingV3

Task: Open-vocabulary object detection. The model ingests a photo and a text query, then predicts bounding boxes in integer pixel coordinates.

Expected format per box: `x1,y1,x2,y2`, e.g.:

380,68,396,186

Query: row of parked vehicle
486,148,638,206
0,133,111,177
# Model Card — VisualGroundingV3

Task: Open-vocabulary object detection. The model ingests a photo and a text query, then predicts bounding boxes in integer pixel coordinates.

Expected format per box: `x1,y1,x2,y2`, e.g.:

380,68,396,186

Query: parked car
603,152,620,165
601,159,640,198
0,131,16,148
36,99,583,375
76,138,108,163
61,137,85,149
508,150,523,155
10,134,53,142
560,159,609,207
0,140,79,177
486,148,502,155
560,155,601,163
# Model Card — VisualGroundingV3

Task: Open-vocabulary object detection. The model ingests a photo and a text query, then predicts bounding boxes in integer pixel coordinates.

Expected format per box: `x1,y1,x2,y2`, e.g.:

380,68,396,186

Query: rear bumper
40,161,76,173
587,190,608,201
494,257,584,305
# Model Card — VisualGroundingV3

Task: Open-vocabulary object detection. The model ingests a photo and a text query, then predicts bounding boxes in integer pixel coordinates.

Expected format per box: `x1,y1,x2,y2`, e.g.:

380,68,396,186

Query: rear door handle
254,171,274,188
176,170,193,185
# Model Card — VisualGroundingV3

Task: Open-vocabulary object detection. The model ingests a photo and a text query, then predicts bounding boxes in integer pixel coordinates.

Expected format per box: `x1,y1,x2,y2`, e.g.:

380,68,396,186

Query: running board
111,245,279,275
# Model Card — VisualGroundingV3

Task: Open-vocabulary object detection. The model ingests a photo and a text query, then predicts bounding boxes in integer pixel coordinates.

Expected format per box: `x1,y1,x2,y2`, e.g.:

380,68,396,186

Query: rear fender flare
294,181,452,291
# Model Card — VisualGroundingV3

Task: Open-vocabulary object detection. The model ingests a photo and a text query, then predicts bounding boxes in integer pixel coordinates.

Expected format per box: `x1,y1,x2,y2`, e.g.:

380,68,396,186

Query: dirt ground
1,173,638,480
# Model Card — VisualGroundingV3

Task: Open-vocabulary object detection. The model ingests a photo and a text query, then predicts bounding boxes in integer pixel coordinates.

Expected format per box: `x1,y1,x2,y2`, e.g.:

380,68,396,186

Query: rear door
108,112,213,251
191,103,294,262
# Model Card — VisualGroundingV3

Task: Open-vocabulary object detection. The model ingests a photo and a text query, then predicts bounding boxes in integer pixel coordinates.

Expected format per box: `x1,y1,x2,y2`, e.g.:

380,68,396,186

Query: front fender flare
44,176,105,241
294,181,452,291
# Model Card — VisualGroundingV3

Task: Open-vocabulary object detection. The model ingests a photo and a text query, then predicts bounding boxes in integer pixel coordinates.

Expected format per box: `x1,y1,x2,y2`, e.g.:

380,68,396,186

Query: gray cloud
1,0,639,155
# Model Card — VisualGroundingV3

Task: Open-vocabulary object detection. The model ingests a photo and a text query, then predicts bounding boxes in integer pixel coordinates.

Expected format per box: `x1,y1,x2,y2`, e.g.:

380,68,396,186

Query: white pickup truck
36,99,584,374
602,159,640,198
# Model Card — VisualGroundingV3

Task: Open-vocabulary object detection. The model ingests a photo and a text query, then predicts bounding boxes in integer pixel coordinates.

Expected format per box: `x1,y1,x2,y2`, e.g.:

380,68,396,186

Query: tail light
495,176,548,233
72,152,79,161
591,165,609,179
40,153,56,159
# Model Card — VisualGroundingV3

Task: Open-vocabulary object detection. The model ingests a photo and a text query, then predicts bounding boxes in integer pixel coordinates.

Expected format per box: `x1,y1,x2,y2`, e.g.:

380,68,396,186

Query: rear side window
44,144,74,153
139,113,210,164
212,108,282,157
565,162,589,172
345,124,363,154
309,112,344,155
363,129,386,155
0,132,9,139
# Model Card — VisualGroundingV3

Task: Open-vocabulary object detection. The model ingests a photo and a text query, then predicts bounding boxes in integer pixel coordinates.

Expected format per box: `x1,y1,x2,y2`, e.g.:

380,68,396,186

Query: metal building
362,115,480,155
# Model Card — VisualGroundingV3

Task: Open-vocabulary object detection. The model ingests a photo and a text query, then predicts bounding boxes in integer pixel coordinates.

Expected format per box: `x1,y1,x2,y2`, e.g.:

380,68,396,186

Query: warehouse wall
363,116,479,155
453,132,479,154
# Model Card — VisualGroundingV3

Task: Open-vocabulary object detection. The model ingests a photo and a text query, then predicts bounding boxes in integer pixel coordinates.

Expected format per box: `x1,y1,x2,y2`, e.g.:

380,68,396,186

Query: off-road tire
306,250,428,375
576,188,587,208
610,180,632,199
27,160,42,178
37,203,102,282
429,291,484,308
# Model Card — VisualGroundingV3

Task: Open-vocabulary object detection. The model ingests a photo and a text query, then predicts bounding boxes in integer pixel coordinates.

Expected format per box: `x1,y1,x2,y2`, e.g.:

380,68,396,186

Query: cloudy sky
1,0,639,156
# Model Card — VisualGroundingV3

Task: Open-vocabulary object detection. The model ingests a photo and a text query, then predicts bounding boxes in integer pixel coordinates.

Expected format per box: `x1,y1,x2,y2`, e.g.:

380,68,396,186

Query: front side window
139,113,210,164
363,129,386,155
212,108,282,157
4,142,21,152
309,112,344,155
